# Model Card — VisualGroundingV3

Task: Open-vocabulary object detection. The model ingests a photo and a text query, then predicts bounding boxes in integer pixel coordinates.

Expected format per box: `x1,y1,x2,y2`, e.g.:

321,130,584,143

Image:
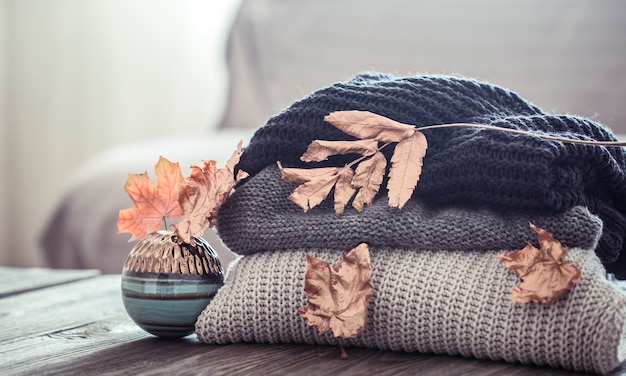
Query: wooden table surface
0,267,623,376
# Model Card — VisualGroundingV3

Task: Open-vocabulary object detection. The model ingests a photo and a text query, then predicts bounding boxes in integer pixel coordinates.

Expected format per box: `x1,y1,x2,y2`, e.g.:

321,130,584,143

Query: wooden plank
0,267,100,298
0,274,623,375
0,317,148,374
10,338,596,376
0,275,119,343
133,344,591,376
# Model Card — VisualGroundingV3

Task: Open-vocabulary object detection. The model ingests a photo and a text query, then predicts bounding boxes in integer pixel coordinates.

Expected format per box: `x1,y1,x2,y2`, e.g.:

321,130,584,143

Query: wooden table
0,267,623,376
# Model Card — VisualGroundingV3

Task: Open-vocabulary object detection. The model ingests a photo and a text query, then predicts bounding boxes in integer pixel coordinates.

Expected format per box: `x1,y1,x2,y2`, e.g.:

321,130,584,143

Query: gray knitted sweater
217,165,603,255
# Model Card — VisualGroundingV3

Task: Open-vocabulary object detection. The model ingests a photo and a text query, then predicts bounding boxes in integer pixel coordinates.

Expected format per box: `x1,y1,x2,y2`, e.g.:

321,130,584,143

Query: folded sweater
217,165,603,257
233,73,626,277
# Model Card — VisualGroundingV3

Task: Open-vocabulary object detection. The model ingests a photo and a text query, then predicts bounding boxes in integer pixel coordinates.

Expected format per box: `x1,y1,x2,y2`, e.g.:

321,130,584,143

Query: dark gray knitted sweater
230,73,626,278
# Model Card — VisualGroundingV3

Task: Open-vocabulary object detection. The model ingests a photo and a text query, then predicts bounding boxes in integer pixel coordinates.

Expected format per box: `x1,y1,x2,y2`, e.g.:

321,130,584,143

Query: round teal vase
121,230,224,338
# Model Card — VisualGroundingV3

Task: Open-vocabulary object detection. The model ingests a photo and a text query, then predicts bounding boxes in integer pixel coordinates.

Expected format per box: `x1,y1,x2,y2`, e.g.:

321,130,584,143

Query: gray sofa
41,0,626,273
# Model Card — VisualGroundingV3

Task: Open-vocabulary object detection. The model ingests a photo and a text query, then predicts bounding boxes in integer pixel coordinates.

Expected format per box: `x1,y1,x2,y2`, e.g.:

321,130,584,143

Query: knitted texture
195,247,626,375
234,73,626,278
217,165,603,256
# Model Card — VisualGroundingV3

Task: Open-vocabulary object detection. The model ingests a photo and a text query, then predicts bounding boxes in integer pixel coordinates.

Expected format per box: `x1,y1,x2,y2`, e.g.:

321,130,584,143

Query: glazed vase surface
121,231,224,338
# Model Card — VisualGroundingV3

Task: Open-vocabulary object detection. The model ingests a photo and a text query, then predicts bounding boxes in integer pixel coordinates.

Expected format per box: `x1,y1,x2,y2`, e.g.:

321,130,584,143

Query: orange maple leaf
173,141,249,244
299,243,374,359
117,156,185,242
496,223,582,305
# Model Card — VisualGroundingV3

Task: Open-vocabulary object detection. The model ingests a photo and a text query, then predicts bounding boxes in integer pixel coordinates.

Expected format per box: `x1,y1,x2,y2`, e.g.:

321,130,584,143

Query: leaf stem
414,123,626,147
347,142,392,168
162,217,168,231
338,338,348,360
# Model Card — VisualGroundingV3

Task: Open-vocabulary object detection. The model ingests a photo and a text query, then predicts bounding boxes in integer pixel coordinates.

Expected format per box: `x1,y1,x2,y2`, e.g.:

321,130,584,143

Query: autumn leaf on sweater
496,223,582,305
299,243,374,359
324,110,416,143
301,139,379,162
281,110,428,214
118,156,185,241
387,131,428,209
174,141,249,244
278,163,356,214
352,152,386,212
334,166,357,214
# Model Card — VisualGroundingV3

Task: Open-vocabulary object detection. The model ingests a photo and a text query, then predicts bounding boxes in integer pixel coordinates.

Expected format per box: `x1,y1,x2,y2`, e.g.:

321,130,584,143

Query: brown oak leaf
387,131,428,209
324,110,416,143
352,152,387,212
301,139,379,162
299,243,374,359
174,141,248,244
496,223,582,305
118,156,185,241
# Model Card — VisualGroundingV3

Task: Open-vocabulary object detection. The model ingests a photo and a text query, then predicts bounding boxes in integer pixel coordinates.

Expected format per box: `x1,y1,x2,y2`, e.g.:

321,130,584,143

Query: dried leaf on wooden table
118,156,185,241
387,131,428,209
299,243,374,359
324,110,416,143
496,223,582,305
174,141,249,244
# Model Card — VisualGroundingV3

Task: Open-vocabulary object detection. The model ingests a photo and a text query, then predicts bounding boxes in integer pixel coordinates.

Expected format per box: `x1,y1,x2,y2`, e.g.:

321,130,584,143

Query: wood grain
1,271,623,376
0,274,119,343
0,267,100,298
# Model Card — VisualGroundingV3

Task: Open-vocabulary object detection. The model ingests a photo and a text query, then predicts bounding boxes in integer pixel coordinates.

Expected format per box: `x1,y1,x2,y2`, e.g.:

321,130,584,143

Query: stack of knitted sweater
195,74,626,374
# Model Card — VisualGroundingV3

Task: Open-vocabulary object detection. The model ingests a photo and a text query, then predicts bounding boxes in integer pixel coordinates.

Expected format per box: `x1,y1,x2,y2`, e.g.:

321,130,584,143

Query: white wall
0,1,8,265
0,0,241,267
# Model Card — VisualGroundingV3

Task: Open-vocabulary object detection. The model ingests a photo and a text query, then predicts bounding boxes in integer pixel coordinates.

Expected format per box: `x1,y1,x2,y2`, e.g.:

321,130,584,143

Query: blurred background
1,0,625,272
0,0,243,267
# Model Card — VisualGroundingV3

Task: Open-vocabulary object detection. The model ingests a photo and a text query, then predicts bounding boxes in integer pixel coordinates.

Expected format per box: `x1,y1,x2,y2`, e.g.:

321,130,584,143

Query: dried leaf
279,165,341,212
387,131,428,209
301,139,379,162
352,152,387,212
324,110,416,143
496,223,582,305
334,166,357,215
118,156,185,241
174,141,248,244
299,243,373,344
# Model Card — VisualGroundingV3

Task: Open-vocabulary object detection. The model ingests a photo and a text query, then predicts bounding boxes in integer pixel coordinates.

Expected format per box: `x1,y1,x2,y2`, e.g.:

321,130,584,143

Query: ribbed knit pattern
217,165,603,256
195,247,626,375
234,73,626,277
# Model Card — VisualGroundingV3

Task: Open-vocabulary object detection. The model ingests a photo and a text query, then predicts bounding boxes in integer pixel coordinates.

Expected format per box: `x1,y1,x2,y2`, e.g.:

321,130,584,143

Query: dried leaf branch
279,110,626,215
279,111,428,213
415,123,626,146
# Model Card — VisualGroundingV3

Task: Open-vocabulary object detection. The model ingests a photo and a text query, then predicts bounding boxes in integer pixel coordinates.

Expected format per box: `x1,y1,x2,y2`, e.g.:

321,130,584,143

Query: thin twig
338,338,348,360
414,123,626,147
347,142,392,168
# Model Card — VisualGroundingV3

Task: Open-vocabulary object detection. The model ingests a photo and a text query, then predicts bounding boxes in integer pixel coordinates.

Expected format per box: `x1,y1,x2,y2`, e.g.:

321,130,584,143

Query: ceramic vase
121,230,224,338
